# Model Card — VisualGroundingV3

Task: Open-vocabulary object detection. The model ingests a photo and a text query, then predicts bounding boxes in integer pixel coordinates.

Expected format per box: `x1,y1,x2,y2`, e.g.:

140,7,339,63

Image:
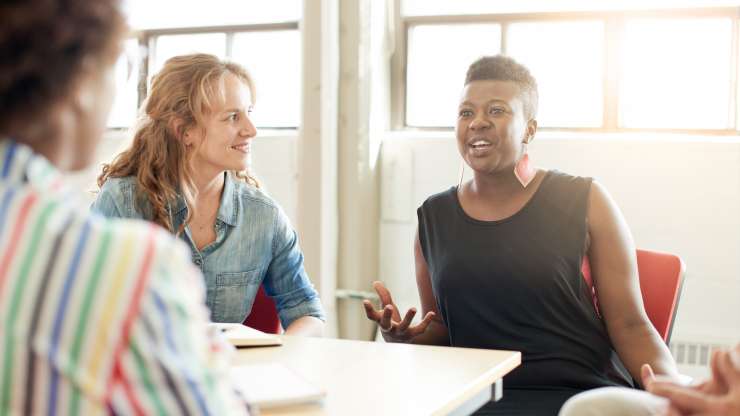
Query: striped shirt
0,139,249,415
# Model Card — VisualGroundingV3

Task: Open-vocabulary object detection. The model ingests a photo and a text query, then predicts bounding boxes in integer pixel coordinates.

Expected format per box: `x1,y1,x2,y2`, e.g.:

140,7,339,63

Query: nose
469,112,491,131
241,113,257,138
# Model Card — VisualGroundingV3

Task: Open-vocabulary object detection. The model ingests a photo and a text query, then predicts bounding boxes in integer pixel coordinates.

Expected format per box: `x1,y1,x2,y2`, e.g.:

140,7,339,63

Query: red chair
243,285,281,334
581,249,685,343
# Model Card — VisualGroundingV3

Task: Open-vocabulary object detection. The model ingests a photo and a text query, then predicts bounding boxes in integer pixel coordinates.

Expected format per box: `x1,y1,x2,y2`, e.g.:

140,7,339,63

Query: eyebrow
459,99,510,108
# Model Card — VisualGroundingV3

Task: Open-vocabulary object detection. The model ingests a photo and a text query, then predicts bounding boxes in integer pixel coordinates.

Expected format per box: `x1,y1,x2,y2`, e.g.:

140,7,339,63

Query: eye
228,113,239,122
489,106,505,116
458,109,473,118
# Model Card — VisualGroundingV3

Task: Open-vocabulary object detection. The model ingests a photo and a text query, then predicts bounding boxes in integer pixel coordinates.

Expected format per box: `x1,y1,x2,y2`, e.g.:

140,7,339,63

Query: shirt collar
171,171,238,227
0,138,66,193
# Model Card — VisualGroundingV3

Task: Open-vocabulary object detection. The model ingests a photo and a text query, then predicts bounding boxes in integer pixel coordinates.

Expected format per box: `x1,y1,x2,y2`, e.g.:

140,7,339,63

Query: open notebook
209,323,282,347
231,363,326,409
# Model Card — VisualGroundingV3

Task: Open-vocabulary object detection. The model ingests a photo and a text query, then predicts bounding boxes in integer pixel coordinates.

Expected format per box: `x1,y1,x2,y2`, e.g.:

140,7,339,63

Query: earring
457,159,465,190
514,142,536,188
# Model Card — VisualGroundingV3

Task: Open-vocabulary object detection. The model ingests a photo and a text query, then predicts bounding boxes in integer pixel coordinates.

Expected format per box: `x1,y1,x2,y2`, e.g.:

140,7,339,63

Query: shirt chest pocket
208,269,262,323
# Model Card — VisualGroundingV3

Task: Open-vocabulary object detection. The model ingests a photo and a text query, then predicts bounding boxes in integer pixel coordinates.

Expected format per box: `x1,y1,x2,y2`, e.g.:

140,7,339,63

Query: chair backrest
581,249,685,344
243,285,281,334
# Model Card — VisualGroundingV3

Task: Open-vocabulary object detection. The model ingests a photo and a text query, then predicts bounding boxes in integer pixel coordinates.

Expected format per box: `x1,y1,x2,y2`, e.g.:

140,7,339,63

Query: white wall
379,131,740,350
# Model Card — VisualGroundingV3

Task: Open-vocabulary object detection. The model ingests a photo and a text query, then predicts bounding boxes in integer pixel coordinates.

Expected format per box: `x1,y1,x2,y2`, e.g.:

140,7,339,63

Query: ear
523,119,538,144
70,74,97,117
170,118,192,145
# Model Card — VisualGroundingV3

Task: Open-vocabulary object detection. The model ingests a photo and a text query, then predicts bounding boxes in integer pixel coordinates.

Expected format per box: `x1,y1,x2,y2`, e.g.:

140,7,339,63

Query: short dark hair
0,0,126,134
465,55,539,120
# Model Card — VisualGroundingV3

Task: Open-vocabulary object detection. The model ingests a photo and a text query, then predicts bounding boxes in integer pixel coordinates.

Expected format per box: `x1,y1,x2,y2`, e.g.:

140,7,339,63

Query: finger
408,311,436,337
387,302,402,321
664,405,683,416
379,304,393,330
649,382,713,413
717,348,740,385
701,350,728,394
372,281,395,307
396,308,417,333
362,300,381,321
641,363,656,388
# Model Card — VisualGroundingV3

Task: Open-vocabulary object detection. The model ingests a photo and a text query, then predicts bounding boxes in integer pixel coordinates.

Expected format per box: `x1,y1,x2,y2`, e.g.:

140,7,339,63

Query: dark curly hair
0,0,126,134
465,55,539,120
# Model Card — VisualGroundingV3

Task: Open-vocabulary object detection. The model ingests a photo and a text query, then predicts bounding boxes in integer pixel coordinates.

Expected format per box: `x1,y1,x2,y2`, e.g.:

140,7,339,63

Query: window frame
392,6,740,135
119,22,300,131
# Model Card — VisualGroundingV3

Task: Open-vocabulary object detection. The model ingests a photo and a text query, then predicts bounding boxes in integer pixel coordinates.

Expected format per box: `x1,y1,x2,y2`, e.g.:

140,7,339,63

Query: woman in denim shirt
92,54,324,335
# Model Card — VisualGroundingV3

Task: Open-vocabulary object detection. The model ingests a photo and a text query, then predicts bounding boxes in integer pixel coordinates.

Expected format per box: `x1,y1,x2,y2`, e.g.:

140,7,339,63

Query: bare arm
361,229,448,345
587,180,679,385
284,316,324,337
409,230,449,345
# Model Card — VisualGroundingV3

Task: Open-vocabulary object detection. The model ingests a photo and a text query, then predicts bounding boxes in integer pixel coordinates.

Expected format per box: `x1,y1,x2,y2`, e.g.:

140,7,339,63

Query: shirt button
194,258,203,266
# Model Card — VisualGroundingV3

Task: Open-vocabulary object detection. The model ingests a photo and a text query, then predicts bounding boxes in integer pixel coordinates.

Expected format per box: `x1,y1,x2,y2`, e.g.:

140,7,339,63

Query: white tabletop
233,336,521,416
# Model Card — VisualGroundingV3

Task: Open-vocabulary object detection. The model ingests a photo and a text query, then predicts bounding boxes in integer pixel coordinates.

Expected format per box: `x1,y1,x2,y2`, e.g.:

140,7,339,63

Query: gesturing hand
647,344,740,416
362,281,435,343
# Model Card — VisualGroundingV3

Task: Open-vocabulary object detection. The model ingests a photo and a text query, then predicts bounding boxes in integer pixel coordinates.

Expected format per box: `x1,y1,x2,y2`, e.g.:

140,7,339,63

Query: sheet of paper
231,363,326,409
208,323,282,347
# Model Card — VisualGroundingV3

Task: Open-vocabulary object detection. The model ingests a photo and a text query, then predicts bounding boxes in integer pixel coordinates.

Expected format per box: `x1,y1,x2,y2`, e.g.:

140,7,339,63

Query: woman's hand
646,345,740,416
362,281,435,343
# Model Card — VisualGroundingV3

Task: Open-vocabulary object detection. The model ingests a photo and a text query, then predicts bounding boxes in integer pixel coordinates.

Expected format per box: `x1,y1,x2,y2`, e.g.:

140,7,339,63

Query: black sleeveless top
417,170,633,392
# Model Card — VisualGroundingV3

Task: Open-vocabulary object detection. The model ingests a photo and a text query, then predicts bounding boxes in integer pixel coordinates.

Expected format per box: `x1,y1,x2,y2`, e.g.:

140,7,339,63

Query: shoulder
544,169,593,191
96,175,138,204
37,191,190,276
420,186,457,210
87,205,186,259
232,179,281,214
98,175,138,194
93,175,142,218
586,179,619,220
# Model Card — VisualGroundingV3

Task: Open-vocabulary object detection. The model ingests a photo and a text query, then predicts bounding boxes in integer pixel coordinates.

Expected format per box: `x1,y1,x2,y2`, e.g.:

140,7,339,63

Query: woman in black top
363,55,681,415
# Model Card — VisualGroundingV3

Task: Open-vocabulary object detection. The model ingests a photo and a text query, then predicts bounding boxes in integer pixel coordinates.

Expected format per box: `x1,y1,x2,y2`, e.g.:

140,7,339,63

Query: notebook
231,363,326,409
209,323,282,347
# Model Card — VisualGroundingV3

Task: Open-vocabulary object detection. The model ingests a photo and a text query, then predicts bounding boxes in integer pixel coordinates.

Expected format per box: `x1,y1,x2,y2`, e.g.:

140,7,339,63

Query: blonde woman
93,54,324,336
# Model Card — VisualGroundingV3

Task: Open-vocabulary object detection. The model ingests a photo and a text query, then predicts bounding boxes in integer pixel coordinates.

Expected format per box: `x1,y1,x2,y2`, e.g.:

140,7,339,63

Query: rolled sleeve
263,207,325,329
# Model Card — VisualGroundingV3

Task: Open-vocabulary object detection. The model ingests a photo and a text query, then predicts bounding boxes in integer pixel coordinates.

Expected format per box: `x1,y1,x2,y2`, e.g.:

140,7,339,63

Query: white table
233,336,521,416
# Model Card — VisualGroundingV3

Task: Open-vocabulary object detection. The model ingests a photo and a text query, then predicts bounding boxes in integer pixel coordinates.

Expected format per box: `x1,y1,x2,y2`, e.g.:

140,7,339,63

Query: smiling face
185,73,257,178
455,79,536,176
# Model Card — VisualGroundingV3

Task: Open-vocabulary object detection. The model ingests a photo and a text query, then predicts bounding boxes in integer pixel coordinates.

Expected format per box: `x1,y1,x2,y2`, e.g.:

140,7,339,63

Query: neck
10,109,73,170
191,168,226,203
468,169,533,201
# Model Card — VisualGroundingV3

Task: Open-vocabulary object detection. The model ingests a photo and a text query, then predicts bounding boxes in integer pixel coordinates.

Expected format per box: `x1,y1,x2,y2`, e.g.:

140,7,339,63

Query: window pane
507,21,604,128
406,24,501,127
151,33,227,76
127,0,301,30
402,0,740,16
107,39,141,128
232,30,300,128
620,18,732,129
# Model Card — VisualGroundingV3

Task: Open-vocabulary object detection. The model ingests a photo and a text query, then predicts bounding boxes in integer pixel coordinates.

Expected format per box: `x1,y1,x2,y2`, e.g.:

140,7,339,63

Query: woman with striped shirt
0,0,250,414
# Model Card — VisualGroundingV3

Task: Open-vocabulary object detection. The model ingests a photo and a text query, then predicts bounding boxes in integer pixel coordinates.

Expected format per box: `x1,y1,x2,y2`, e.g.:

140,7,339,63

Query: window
507,21,604,128
232,31,301,128
398,1,740,133
406,24,501,127
620,18,733,130
150,33,227,74
107,39,143,128
108,2,301,129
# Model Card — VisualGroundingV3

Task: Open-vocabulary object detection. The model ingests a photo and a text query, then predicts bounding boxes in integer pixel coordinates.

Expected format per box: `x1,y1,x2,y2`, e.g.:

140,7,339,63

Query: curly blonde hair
98,53,259,234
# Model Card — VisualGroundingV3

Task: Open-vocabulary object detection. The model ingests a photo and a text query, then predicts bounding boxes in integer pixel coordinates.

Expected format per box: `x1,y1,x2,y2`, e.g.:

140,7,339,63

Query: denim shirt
91,173,325,327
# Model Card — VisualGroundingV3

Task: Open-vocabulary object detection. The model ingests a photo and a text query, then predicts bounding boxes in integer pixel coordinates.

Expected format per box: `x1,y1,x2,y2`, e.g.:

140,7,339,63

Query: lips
231,142,251,153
